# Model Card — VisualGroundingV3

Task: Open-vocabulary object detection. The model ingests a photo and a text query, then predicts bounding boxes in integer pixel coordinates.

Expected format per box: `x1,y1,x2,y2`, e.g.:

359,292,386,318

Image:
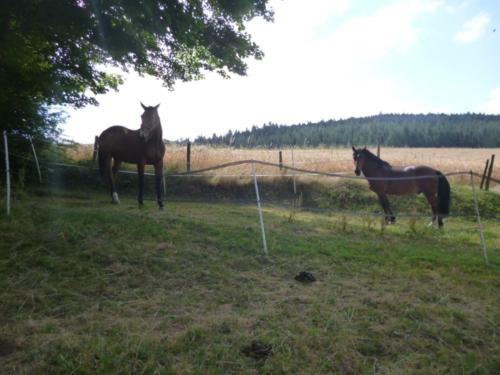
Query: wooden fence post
3,131,10,215
291,148,297,195
186,141,191,172
485,154,495,191
279,150,283,170
377,136,383,157
92,135,99,164
480,158,489,190
162,173,166,197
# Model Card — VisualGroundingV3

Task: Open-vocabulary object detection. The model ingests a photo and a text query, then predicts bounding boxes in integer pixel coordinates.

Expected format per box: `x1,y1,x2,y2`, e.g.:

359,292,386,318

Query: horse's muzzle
139,130,148,141
355,168,360,176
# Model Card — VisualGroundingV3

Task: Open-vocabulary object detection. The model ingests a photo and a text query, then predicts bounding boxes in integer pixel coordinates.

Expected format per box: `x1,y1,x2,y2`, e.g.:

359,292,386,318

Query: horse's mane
362,149,391,167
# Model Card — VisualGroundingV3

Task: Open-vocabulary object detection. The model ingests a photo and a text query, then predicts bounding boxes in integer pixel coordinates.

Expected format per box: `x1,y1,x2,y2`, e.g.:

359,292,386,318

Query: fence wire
2,139,497,264
2,146,498,219
1,142,499,183
2,147,496,183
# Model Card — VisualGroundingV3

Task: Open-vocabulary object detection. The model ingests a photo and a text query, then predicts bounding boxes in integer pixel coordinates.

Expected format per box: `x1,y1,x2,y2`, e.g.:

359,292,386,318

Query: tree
195,113,500,148
0,0,273,138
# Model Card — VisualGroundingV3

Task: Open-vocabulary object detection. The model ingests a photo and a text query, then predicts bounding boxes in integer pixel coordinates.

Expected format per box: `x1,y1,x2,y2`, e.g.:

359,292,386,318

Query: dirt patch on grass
0,338,16,357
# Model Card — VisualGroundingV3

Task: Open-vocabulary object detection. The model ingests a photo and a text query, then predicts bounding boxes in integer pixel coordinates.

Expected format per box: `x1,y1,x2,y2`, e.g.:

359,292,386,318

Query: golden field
67,144,500,183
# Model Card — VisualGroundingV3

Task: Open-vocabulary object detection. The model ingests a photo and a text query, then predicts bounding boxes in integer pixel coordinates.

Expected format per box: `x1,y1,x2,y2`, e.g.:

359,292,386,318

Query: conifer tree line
194,113,500,148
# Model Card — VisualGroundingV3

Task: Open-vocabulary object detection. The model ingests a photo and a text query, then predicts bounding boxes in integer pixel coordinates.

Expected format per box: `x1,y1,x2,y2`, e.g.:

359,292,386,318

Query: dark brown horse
96,103,165,209
352,147,450,227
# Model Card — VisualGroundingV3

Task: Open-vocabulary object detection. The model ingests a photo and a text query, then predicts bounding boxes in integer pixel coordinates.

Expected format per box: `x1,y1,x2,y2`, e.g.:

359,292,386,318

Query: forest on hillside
194,114,500,148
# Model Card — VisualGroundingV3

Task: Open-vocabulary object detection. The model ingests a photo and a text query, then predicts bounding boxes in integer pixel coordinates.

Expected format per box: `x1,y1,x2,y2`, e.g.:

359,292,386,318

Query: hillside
195,113,500,148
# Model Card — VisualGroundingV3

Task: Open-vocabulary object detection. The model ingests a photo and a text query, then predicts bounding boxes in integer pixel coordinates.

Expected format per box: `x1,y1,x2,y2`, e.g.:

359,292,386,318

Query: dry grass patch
67,144,500,184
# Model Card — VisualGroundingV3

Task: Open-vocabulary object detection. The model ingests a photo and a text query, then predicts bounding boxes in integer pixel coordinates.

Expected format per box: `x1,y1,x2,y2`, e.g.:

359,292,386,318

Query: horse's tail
96,136,107,179
437,171,450,216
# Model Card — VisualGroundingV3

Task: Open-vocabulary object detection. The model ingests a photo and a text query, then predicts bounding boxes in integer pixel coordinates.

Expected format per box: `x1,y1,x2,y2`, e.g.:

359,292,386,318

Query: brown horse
352,147,450,227
96,103,165,209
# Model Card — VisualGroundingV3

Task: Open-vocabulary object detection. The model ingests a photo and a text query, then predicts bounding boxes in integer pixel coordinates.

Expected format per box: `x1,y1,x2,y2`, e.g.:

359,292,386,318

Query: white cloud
323,0,442,61
453,12,490,43
477,88,500,114
443,0,469,13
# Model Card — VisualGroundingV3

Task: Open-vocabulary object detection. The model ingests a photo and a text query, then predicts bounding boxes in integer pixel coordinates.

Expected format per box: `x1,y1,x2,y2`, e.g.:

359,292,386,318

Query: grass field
1,185,499,373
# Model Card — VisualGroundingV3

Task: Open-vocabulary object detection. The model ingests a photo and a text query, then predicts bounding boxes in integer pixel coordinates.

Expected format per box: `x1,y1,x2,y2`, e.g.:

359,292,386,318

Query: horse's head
139,103,161,142
352,146,366,176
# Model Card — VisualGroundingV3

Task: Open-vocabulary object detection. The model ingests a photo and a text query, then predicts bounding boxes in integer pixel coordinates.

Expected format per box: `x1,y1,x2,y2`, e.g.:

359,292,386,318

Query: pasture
1,183,499,373
1,145,499,373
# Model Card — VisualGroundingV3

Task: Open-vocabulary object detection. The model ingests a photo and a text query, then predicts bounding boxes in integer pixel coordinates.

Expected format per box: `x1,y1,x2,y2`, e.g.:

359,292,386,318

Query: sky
62,0,500,143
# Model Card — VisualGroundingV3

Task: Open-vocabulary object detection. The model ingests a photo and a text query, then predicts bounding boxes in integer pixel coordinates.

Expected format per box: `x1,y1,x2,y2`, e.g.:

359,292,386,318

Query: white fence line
470,172,489,265
3,131,10,216
28,135,42,182
1,141,499,182
34,158,479,181
1,143,496,264
252,162,268,256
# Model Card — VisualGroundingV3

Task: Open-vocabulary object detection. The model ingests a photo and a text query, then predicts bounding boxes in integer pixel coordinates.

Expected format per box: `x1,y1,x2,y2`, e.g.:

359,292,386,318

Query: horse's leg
437,213,443,228
376,192,395,224
154,161,164,210
424,192,440,228
109,158,120,204
435,183,444,228
386,198,396,224
137,162,145,206
112,159,121,179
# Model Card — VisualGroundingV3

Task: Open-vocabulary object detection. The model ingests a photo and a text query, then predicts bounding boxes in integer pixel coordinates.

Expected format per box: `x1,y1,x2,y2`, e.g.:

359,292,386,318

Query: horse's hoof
158,205,164,211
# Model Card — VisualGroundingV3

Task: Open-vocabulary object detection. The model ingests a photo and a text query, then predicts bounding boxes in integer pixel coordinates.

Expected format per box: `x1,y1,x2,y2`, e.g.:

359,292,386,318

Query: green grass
1,187,499,374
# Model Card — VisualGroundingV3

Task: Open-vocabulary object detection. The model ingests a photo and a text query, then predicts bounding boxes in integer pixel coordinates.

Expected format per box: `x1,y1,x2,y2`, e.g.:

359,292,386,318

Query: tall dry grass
67,144,500,183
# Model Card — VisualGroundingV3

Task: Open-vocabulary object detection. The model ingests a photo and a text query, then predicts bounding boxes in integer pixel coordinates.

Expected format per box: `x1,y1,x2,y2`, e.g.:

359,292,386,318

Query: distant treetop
195,113,500,148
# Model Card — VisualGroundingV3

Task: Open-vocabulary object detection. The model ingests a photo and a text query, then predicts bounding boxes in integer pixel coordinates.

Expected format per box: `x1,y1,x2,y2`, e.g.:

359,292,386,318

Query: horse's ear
154,103,160,110
141,102,147,110
352,146,356,152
